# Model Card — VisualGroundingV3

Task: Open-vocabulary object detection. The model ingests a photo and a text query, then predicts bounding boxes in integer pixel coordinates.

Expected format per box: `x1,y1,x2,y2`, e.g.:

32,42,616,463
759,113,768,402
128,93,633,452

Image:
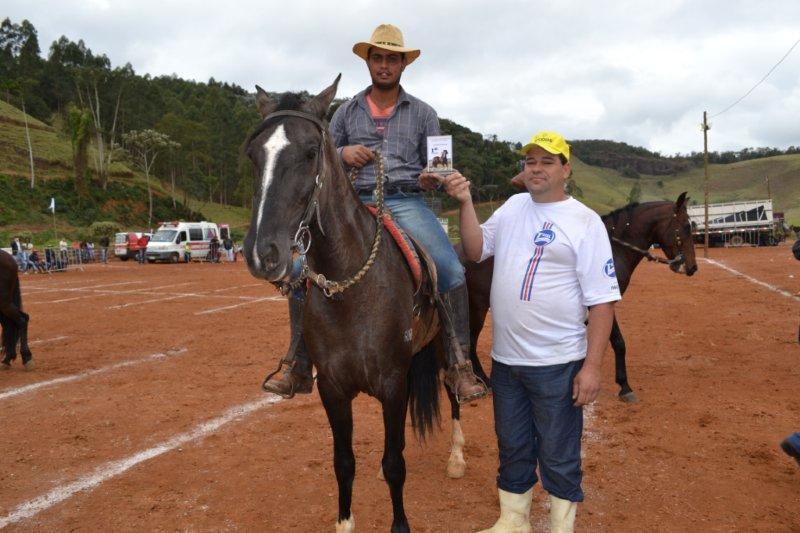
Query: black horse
243,76,465,532
462,193,697,402
0,250,33,370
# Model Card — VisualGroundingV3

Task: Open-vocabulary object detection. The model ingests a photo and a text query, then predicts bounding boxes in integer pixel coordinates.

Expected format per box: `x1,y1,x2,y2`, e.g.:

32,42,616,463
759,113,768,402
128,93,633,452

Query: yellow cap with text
519,131,570,161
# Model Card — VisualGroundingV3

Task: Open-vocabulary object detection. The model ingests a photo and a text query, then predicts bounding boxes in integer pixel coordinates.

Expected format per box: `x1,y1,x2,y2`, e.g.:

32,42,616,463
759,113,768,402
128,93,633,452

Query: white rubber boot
476,488,533,533
548,494,577,533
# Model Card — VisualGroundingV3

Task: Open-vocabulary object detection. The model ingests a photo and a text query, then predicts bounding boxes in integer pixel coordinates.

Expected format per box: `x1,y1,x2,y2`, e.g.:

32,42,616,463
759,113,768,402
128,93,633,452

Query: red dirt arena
0,244,798,531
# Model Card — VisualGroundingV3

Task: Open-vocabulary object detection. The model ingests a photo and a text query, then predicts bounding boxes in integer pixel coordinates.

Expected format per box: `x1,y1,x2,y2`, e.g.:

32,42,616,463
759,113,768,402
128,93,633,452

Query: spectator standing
183,241,192,263
223,236,234,262
99,235,110,263
210,236,220,263
59,238,68,264
137,234,150,264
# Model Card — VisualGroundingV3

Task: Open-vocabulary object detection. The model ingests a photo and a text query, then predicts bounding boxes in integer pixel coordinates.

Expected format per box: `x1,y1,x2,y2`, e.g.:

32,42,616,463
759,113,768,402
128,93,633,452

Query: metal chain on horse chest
300,150,388,298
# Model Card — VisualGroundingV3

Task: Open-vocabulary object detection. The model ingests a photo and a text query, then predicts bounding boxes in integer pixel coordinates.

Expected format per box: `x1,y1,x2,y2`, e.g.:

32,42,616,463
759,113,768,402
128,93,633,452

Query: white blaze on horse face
252,124,290,269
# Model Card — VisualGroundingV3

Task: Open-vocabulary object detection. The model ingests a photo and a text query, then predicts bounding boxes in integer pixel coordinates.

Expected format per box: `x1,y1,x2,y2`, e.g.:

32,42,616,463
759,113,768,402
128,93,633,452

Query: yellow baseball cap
519,131,570,161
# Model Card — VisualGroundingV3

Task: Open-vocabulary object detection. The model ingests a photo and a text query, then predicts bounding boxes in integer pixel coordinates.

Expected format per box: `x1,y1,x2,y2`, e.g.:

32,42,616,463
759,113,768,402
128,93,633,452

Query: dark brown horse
462,193,697,402
0,250,32,370
243,76,462,533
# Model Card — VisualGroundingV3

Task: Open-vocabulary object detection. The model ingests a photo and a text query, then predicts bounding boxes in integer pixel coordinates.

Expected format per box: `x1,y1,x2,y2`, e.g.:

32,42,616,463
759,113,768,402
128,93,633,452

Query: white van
145,221,230,263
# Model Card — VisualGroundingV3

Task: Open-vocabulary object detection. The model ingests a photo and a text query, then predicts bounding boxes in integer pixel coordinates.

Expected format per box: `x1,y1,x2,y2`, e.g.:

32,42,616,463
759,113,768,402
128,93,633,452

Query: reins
262,110,387,299
609,209,685,267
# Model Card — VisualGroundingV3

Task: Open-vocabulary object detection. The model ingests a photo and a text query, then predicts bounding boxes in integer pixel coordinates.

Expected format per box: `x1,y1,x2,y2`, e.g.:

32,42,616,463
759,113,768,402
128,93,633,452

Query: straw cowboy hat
352,24,421,64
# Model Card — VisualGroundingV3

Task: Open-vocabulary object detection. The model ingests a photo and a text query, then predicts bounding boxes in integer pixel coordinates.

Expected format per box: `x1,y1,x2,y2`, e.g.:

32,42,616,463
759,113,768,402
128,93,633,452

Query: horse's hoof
23,360,34,371
377,466,385,481
619,391,639,403
446,459,466,479
1,361,10,370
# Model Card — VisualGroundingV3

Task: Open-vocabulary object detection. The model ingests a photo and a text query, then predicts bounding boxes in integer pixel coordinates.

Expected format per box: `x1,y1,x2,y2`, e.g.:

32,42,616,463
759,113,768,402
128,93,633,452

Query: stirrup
262,357,295,385
447,361,489,404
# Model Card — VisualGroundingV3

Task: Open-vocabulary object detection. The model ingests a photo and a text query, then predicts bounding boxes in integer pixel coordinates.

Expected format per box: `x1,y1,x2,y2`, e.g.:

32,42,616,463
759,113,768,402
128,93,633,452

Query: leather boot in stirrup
438,284,488,404
262,297,313,398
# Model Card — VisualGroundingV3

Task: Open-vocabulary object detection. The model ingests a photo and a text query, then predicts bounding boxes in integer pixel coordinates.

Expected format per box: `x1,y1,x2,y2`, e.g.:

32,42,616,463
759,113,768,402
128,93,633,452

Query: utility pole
765,175,771,200
702,111,711,258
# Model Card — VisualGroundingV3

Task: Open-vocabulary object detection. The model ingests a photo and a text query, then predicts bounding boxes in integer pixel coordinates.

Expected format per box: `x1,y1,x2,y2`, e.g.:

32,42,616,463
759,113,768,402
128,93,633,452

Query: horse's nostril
260,243,280,271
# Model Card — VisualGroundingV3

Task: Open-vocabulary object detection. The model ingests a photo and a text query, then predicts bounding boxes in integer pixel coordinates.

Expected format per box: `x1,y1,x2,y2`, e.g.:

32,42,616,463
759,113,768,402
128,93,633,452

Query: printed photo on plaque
426,135,453,175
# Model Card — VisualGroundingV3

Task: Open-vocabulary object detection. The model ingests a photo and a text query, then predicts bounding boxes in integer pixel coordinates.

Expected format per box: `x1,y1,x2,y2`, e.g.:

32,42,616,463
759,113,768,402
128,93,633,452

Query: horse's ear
675,191,688,211
255,85,277,118
305,73,341,120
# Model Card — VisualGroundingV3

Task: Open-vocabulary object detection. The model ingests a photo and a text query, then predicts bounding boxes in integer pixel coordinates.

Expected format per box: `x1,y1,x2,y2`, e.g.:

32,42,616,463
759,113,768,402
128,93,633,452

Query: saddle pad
366,205,422,290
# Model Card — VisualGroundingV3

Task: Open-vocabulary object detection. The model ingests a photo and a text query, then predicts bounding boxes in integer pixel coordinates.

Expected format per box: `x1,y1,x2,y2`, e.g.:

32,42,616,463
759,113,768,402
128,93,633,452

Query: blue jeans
360,192,464,293
491,359,585,502
289,192,464,296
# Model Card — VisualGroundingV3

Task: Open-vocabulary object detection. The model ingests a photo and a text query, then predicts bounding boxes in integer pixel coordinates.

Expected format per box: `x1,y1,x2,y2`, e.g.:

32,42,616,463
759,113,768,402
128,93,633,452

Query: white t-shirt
480,193,621,366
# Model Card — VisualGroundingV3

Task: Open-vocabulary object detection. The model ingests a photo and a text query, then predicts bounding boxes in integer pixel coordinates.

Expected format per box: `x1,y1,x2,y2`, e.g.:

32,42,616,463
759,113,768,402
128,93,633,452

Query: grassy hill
0,100,251,244
2,98,797,245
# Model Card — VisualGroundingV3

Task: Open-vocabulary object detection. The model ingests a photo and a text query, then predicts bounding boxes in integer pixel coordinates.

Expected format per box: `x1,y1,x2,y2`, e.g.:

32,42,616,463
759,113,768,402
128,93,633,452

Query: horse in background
0,250,33,370
461,192,697,402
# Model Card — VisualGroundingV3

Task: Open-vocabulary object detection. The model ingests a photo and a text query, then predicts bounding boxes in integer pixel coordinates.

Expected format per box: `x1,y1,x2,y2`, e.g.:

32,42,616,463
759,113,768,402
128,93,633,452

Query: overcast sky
7,0,800,154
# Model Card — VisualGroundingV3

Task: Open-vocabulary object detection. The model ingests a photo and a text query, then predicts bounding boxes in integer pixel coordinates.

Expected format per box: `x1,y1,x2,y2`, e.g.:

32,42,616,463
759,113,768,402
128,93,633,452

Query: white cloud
6,0,800,154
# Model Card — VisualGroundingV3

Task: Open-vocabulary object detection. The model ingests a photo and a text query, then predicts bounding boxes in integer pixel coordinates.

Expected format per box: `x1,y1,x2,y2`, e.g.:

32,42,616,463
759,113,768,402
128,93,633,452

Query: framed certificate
426,135,454,176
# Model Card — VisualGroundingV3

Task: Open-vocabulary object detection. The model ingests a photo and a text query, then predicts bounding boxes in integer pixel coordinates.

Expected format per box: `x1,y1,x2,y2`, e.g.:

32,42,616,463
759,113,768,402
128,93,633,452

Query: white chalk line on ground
106,289,278,310
0,348,188,402
42,282,195,304
195,295,284,315
29,335,70,346
23,278,103,290
701,258,800,302
106,294,195,310
0,394,283,528
23,280,144,297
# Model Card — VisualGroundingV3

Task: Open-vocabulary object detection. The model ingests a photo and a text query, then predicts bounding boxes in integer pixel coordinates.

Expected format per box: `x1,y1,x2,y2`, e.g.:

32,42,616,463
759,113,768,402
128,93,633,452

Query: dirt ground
0,243,798,532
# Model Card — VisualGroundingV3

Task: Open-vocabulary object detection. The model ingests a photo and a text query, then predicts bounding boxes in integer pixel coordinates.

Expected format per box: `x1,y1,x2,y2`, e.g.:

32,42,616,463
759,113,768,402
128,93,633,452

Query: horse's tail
407,341,440,440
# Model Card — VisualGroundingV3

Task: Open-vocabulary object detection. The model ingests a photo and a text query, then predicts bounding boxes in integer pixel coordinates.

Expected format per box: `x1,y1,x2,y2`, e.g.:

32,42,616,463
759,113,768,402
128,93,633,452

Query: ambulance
145,221,230,263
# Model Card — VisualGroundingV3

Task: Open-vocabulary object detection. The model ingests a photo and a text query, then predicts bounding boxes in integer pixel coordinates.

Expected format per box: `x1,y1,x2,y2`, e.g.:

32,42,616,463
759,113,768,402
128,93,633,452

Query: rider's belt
356,184,423,196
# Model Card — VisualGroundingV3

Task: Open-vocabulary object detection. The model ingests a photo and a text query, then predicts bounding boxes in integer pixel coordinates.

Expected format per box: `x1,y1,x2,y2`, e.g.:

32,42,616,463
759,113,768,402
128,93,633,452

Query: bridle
256,109,386,298
609,205,686,268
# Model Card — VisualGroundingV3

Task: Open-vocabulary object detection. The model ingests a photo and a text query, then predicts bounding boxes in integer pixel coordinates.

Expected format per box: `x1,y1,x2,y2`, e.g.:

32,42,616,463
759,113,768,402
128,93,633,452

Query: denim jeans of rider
289,192,464,296
491,359,585,502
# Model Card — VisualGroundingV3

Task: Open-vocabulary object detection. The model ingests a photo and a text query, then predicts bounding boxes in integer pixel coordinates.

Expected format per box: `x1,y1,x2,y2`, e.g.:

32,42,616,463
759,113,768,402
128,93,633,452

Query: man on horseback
446,131,620,532
262,23,488,404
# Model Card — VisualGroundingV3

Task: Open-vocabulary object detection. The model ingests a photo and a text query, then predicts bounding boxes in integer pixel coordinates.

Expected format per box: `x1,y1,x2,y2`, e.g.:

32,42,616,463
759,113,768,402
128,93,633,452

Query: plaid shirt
330,85,440,190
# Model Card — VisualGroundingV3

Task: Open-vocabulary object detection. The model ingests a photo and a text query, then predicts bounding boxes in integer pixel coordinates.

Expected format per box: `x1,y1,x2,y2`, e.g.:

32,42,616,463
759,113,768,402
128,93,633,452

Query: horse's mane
602,199,678,225
602,202,641,224
245,92,306,146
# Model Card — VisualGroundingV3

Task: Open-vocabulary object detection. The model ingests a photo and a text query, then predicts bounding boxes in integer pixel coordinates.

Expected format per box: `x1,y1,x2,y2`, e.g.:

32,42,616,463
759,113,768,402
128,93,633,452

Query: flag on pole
49,197,55,213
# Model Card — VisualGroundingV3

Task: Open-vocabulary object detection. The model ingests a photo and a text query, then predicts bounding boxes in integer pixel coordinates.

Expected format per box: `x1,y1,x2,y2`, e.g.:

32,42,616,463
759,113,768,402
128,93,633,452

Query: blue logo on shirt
603,258,616,278
533,229,556,246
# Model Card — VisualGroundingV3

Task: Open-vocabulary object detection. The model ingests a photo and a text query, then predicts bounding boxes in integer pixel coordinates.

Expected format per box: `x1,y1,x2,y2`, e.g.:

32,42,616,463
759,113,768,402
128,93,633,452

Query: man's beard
371,75,401,91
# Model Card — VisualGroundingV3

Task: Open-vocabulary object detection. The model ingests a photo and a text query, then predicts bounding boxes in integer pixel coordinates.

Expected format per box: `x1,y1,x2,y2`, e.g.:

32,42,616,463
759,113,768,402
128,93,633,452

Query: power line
711,37,800,118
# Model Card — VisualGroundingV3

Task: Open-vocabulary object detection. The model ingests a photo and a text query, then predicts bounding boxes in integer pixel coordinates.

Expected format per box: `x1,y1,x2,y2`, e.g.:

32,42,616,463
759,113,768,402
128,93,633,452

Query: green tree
627,181,642,204
121,129,180,229
68,104,92,195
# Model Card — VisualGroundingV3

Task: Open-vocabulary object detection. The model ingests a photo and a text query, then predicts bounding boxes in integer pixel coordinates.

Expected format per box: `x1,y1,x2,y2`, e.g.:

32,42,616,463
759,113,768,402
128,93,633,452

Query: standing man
223,235,234,262
99,234,110,264
446,131,620,532
261,23,487,403
137,234,150,264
